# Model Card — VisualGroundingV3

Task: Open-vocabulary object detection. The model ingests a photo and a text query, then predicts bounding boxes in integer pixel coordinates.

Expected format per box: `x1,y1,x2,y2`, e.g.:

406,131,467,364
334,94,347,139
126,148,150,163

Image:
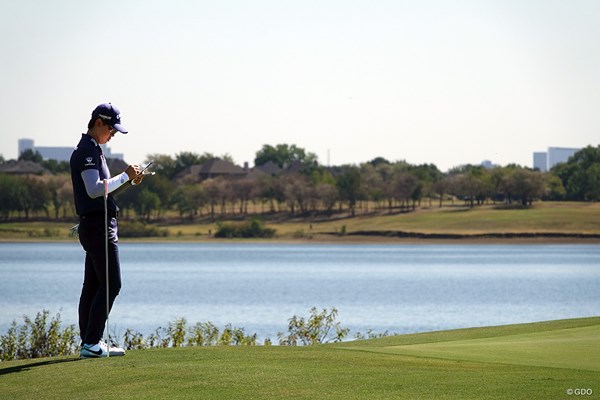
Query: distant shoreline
1,201,599,245
2,233,599,245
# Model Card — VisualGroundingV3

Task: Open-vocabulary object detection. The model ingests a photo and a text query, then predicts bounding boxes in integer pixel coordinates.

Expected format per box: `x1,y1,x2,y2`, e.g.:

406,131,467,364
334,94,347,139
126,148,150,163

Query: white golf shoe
80,340,126,358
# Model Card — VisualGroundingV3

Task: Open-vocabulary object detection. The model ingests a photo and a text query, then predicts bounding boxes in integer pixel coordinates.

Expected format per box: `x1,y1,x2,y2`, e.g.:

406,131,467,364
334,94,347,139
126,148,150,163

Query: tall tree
18,149,43,163
201,178,225,218
553,145,600,200
283,175,312,214
336,166,362,217
543,173,566,200
509,168,546,206
134,189,161,221
45,175,71,219
360,163,384,211
0,174,20,220
254,144,317,168
18,177,49,219
585,163,600,201
375,162,395,212
229,177,255,214
410,163,443,206
393,172,419,210
145,154,177,180
315,183,338,214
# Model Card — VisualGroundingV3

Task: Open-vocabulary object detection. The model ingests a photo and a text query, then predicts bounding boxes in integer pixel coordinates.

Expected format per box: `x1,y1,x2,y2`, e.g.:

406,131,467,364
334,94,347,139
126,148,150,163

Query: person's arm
81,169,130,199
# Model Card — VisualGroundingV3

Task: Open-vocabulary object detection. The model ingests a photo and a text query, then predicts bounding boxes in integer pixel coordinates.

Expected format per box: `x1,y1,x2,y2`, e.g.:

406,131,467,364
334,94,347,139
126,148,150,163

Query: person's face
99,121,117,144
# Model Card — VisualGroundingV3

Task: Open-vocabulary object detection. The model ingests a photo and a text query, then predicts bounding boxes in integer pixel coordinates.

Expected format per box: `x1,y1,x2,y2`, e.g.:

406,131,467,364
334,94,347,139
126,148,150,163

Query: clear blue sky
1,0,598,171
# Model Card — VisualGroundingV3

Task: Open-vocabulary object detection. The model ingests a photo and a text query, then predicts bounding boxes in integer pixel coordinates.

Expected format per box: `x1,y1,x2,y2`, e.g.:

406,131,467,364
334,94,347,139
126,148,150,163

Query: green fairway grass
350,324,600,372
2,317,599,399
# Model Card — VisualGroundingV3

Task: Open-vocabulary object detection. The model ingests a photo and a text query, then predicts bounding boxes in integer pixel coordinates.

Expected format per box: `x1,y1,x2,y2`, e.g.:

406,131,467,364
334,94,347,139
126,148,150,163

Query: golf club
103,178,110,358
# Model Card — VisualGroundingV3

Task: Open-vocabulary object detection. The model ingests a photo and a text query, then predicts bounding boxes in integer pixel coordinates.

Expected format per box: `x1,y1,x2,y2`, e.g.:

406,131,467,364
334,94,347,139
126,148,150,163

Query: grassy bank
270,201,600,241
1,317,598,399
1,201,599,242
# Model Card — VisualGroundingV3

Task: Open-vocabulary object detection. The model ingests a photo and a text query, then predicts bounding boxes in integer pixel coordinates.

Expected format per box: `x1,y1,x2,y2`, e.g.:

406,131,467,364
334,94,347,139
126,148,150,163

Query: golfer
70,103,143,358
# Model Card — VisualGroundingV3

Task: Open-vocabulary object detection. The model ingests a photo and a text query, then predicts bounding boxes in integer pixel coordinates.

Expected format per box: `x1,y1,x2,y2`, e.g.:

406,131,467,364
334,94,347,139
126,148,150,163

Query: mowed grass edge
1,317,599,400
379,325,600,371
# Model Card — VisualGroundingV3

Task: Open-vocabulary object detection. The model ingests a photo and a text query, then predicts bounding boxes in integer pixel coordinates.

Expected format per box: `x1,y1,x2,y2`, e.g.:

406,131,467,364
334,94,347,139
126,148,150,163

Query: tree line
1,144,598,221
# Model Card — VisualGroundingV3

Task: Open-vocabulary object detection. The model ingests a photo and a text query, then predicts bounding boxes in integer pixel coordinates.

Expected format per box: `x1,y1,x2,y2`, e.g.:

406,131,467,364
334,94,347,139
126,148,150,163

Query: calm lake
1,242,599,342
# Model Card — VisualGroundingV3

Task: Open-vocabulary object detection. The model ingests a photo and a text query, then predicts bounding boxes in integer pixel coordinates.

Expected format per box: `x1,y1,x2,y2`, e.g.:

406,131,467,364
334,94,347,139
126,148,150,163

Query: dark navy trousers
77,215,122,344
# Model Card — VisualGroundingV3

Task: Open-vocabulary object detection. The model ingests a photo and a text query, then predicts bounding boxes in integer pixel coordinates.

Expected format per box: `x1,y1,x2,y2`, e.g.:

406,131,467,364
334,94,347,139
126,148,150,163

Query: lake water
0,242,599,342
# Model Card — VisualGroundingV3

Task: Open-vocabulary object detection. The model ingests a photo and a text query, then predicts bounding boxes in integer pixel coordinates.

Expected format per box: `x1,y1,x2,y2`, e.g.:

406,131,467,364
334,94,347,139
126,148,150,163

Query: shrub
293,229,305,238
354,329,392,340
215,218,276,238
0,310,77,361
118,221,169,238
187,322,220,347
277,307,350,346
121,319,257,349
123,328,145,350
169,318,187,347
1,307,377,359
26,228,60,238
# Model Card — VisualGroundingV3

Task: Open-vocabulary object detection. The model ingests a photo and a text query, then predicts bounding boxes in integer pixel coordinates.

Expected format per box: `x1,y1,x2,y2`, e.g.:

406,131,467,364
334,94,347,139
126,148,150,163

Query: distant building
18,138,124,162
533,147,581,172
174,158,247,183
18,139,34,155
32,146,75,162
0,160,48,175
174,158,312,183
255,161,282,176
481,160,495,169
548,147,579,169
533,152,548,172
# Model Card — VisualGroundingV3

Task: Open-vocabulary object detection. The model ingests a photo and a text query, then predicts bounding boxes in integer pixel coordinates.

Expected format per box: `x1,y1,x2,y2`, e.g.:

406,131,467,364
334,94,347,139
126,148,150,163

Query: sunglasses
103,121,117,136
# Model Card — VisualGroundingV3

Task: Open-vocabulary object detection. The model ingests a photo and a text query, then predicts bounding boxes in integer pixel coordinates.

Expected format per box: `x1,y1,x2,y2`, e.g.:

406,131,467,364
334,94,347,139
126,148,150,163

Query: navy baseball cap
91,103,128,133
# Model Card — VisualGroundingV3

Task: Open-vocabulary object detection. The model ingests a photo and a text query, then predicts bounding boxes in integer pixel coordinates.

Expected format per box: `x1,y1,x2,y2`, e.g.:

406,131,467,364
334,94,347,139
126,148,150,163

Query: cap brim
113,123,128,134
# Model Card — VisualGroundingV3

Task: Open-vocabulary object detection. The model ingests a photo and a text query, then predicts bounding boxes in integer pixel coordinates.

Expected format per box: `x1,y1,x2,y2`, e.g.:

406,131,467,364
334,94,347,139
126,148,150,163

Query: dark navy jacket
70,134,118,216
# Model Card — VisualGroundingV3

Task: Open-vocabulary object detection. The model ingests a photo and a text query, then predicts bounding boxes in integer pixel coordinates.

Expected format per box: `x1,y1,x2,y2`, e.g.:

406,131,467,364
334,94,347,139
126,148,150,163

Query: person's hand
125,165,144,185
131,174,144,185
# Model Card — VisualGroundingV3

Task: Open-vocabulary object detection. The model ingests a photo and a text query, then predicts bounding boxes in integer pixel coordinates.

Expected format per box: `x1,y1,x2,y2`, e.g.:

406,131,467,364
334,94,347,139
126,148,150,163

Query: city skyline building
14,139,584,172
17,138,124,162
481,160,496,169
533,147,581,172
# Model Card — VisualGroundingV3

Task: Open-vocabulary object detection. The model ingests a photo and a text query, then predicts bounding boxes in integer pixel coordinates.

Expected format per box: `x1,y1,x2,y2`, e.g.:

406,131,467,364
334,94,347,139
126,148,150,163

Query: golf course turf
1,317,598,399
